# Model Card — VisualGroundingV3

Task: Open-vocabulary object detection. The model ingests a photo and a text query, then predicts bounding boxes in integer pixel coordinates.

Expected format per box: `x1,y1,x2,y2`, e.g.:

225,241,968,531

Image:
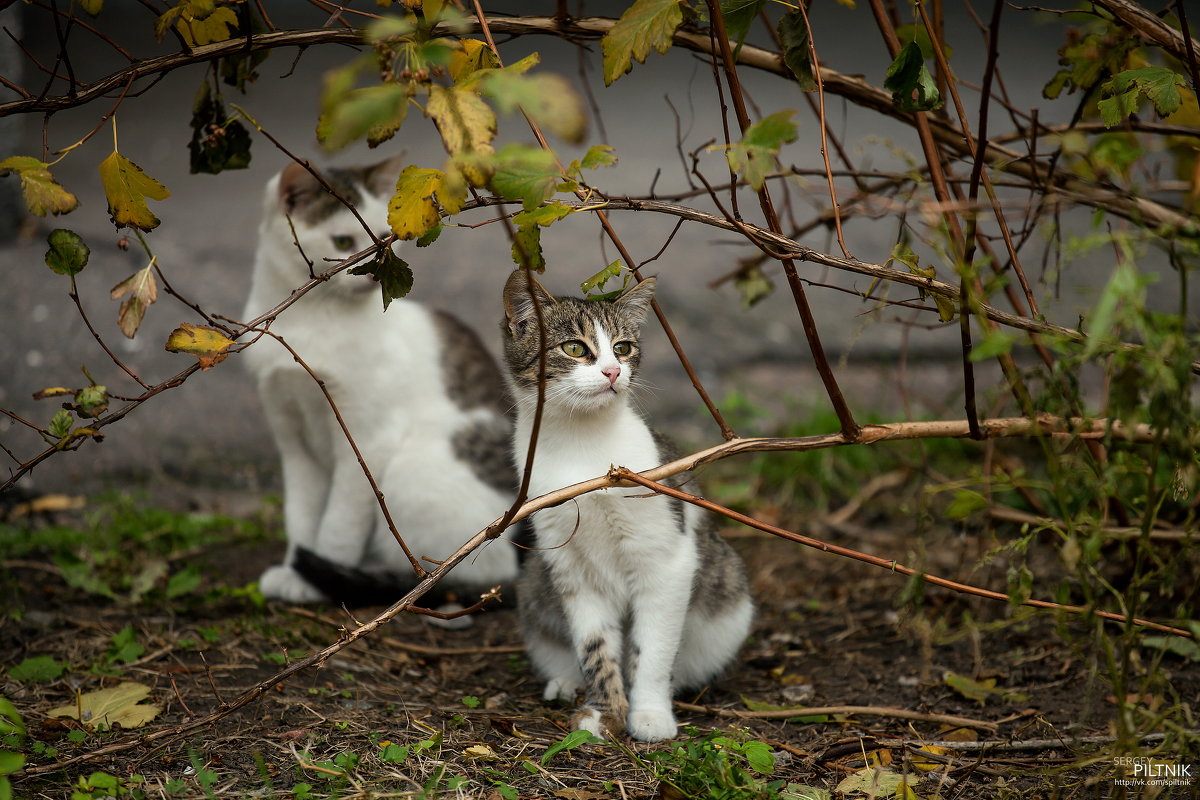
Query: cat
500,270,753,742
242,158,523,609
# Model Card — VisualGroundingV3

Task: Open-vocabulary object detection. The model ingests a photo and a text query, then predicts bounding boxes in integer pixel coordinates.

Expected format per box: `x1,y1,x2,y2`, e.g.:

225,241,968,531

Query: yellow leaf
48,682,161,730
165,323,235,370
388,166,447,240
110,266,159,339
157,1,238,46
449,38,499,83
98,152,170,231
0,156,79,216
601,0,684,86
463,744,499,759
427,85,496,171
910,744,951,772
32,387,75,399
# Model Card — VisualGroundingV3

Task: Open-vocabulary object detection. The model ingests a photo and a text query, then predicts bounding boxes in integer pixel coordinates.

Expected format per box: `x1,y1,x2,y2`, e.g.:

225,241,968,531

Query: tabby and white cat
243,159,522,607
501,270,753,742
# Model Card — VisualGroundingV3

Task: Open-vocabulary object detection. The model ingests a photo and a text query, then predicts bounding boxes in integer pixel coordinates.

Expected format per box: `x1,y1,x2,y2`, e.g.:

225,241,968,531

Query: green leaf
933,295,956,322
317,83,411,152
0,699,24,738
79,0,103,13
580,259,626,295
1097,67,1186,127
944,672,993,704
188,82,252,174
884,41,943,112
109,626,144,664
723,110,797,191
98,152,170,232
73,385,108,418
1006,565,1033,607
0,753,23,776
45,229,90,276
720,0,765,54
740,739,775,775
540,729,598,764
601,0,684,85
1043,29,1135,100
512,200,574,228
380,743,409,763
165,566,202,598
735,263,773,307
165,323,235,370
1141,635,1200,662
48,409,73,439
110,266,159,338
945,489,987,519
510,223,544,272
491,144,560,211
350,246,413,310
777,10,816,91
0,156,79,216
481,70,586,144
579,145,618,170
968,329,1016,362
415,220,443,247
461,695,481,708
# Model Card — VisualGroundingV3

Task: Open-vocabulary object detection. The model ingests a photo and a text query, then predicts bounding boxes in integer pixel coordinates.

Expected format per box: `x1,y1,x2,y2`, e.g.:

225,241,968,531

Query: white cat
501,271,753,742
243,160,522,606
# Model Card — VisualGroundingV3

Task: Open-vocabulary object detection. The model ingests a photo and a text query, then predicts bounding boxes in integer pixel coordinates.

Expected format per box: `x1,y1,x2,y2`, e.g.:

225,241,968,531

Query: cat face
502,271,656,414
270,159,400,297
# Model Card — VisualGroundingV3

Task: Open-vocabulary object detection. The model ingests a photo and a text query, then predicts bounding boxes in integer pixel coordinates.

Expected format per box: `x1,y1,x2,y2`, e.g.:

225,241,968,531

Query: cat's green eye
613,341,633,356
561,340,588,358
331,235,356,251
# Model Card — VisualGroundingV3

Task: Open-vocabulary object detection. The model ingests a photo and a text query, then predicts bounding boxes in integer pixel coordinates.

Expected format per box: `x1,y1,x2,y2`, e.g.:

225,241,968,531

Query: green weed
0,493,272,608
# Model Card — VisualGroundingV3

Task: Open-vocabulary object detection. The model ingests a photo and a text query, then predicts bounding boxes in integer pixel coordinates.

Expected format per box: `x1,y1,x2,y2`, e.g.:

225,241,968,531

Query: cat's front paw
571,707,607,740
259,564,327,603
627,707,677,742
543,676,583,703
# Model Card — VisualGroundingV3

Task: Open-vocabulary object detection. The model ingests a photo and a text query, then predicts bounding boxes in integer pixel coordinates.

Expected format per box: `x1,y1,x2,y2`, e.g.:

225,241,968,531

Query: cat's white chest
518,406,662,494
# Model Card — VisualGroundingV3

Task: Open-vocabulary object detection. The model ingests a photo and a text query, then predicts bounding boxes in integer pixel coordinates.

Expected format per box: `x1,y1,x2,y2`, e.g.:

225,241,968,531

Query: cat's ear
503,270,556,336
277,161,323,213
363,153,407,196
615,277,656,327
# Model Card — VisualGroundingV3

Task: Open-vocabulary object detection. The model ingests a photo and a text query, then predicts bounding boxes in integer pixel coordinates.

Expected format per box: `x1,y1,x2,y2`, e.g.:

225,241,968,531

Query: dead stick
674,701,998,732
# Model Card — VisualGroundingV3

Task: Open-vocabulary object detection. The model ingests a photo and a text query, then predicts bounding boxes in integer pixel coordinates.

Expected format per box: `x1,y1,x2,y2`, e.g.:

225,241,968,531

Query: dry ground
2,492,1197,800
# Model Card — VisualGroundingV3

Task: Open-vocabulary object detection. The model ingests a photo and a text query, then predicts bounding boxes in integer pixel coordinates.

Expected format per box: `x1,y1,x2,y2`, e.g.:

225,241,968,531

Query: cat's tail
291,546,424,608
291,520,532,611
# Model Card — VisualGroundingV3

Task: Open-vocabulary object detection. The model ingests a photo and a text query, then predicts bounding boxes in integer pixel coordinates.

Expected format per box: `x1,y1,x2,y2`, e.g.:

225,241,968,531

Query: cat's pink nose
602,366,621,386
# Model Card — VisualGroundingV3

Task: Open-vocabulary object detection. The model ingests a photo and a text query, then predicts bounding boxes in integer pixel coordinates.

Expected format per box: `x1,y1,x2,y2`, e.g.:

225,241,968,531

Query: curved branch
3,13,1193,235
1091,0,1200,64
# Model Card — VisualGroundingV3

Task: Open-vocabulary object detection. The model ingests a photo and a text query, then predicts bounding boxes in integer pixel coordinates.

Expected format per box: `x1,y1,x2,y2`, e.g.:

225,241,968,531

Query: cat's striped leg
555,585,627,739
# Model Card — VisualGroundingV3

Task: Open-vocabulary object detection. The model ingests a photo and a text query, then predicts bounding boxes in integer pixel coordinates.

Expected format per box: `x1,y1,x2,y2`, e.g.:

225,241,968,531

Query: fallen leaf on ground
48,682,161,730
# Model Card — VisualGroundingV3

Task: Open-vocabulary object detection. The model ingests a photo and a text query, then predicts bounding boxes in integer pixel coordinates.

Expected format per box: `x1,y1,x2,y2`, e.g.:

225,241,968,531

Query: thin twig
706,0,858,441
673,701,998,733
609,464,1193,638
